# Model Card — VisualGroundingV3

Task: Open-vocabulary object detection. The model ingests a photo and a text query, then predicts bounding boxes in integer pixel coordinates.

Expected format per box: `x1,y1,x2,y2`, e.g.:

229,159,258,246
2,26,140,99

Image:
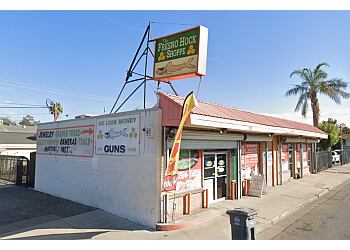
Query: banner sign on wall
95,114,140,156
153,26,208,82
241,143,260,179
281,144,289,172
37,125,94,157
177,150,202,192
296,144,308,168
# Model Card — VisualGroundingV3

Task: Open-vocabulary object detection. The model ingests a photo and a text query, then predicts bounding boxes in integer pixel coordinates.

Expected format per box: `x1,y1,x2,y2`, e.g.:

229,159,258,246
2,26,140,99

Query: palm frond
285,84,308,97
301,98,309,117
320,78,350,104
314,62,329,72
295,93,308,114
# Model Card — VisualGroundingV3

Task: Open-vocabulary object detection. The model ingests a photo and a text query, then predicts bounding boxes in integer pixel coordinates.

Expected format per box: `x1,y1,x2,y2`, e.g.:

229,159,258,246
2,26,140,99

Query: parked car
332,151,340,164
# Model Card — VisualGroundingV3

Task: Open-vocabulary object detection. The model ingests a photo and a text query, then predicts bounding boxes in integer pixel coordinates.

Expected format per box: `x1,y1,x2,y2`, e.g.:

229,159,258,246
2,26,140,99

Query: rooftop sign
153,25,208,81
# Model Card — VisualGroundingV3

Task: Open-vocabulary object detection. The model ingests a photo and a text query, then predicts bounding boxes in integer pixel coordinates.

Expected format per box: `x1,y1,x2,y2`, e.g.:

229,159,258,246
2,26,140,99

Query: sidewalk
163,163,350,234
1,163,350,240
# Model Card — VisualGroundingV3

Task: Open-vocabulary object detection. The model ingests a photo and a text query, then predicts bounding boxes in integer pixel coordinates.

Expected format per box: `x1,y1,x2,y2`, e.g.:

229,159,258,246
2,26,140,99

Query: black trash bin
226,207,258,240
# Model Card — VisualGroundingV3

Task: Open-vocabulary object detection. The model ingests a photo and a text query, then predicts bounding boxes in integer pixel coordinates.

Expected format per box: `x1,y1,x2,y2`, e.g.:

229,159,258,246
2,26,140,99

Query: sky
1,2,350,129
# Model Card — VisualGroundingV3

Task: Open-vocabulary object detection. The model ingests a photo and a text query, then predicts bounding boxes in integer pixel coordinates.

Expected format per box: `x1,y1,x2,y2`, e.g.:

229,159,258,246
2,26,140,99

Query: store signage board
248,174,268,197
95,114,140,156
37,125,94,157
153,25,208,81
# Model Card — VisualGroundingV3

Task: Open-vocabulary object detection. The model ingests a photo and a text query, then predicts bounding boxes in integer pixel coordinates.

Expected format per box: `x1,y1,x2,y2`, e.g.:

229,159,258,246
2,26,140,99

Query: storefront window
177,150,202,192
241,143,260,179
307,144,311,168
296,144,308,168
281,144,289,172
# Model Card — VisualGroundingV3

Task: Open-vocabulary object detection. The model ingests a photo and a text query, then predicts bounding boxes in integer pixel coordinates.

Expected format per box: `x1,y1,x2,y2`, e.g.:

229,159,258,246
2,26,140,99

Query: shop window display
176,150,202,192
241,143,260,179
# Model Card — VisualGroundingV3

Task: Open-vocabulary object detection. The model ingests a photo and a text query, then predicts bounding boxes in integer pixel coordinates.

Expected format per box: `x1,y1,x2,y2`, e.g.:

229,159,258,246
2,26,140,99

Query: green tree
286,62,349,127
46,99,64,121
334,125,350,150
318,119,341,151
19,115,40,126
0,116,17,125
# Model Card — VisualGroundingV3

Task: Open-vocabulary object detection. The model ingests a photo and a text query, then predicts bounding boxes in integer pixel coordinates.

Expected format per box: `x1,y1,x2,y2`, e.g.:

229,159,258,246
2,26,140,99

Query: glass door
216,153,227,200
203,152,227,203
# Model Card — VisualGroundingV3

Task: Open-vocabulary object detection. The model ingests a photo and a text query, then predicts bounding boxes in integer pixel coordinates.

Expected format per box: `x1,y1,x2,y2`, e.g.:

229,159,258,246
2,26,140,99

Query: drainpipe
237,141,242,199
163,126,168,223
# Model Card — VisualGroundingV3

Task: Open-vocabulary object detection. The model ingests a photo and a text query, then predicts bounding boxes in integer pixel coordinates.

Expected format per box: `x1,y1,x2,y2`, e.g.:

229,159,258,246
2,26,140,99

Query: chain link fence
341,149,350,165
316,151,332,172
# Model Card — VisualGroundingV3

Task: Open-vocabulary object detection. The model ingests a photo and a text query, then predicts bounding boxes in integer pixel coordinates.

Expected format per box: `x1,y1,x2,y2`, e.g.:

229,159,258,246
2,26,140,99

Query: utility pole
340,123,346,166
46,99,61,122
54,102,57,122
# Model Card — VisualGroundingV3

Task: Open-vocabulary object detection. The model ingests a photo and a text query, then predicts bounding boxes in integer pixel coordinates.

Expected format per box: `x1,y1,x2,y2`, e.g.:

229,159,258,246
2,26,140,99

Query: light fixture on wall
166,128,176,139
220,128,228,134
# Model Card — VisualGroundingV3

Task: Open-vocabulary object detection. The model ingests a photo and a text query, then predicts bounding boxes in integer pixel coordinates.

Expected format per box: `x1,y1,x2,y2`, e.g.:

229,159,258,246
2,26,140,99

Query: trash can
226,207,258,240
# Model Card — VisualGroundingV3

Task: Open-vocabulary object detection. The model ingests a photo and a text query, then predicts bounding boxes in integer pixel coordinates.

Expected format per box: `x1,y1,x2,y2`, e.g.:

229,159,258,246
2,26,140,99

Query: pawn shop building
35,92,327,229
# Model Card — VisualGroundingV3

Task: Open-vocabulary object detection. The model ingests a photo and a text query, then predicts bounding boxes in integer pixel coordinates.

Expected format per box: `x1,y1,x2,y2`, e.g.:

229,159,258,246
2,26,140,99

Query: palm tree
286,62,349,127
46,99,64,121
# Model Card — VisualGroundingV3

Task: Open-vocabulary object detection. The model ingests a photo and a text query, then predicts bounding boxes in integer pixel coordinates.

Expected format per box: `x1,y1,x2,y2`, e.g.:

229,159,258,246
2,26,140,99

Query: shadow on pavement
0,183,154,240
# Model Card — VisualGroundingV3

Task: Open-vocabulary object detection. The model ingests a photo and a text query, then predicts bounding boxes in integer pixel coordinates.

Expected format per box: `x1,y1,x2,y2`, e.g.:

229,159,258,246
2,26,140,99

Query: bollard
226,207,258,240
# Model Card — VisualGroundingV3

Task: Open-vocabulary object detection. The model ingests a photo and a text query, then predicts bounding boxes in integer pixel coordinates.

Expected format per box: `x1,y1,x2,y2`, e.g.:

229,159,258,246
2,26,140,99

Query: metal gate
0,154,35,187
341,149,350,165
316,151,332,172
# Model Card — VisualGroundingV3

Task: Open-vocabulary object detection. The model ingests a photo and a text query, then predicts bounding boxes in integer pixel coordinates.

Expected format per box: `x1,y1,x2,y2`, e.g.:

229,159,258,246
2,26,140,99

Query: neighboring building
0,123,37,159
34,92,327,229
342,134,350,149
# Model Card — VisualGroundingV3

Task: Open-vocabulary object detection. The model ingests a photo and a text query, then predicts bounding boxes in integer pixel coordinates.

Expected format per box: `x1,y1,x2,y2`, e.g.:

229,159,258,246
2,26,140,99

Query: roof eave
190,114,328,139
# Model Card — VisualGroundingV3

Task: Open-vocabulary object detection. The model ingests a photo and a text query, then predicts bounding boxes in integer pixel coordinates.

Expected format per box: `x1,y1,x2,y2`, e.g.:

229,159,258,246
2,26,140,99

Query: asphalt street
257,175,350,240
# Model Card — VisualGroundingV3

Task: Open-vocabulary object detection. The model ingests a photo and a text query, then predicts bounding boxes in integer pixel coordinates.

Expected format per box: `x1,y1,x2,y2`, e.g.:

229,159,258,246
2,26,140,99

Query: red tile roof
343,134,350,139
158,92,328,136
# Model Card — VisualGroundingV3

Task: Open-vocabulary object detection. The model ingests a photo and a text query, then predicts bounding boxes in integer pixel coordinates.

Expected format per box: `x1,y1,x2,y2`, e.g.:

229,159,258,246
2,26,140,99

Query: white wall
35,108,162,229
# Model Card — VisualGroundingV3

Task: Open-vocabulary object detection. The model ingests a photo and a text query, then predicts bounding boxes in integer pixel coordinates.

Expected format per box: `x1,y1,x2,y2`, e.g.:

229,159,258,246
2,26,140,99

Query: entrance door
204,152,227,203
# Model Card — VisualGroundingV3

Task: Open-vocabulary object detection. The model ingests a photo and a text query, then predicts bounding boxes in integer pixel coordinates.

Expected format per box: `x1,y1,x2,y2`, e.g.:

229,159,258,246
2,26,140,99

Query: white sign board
248,174,268,197
37,125,94,157
95,114,140,156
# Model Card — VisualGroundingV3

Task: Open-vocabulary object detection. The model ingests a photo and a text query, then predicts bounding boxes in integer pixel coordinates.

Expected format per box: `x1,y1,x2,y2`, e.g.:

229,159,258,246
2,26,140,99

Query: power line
0,79,116,102
0,101,44,107
0,113,48,115
0,106,47,108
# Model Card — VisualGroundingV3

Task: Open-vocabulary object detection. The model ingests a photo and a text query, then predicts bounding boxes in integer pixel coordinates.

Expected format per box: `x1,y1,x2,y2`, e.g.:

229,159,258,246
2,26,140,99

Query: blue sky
1,5,350,127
